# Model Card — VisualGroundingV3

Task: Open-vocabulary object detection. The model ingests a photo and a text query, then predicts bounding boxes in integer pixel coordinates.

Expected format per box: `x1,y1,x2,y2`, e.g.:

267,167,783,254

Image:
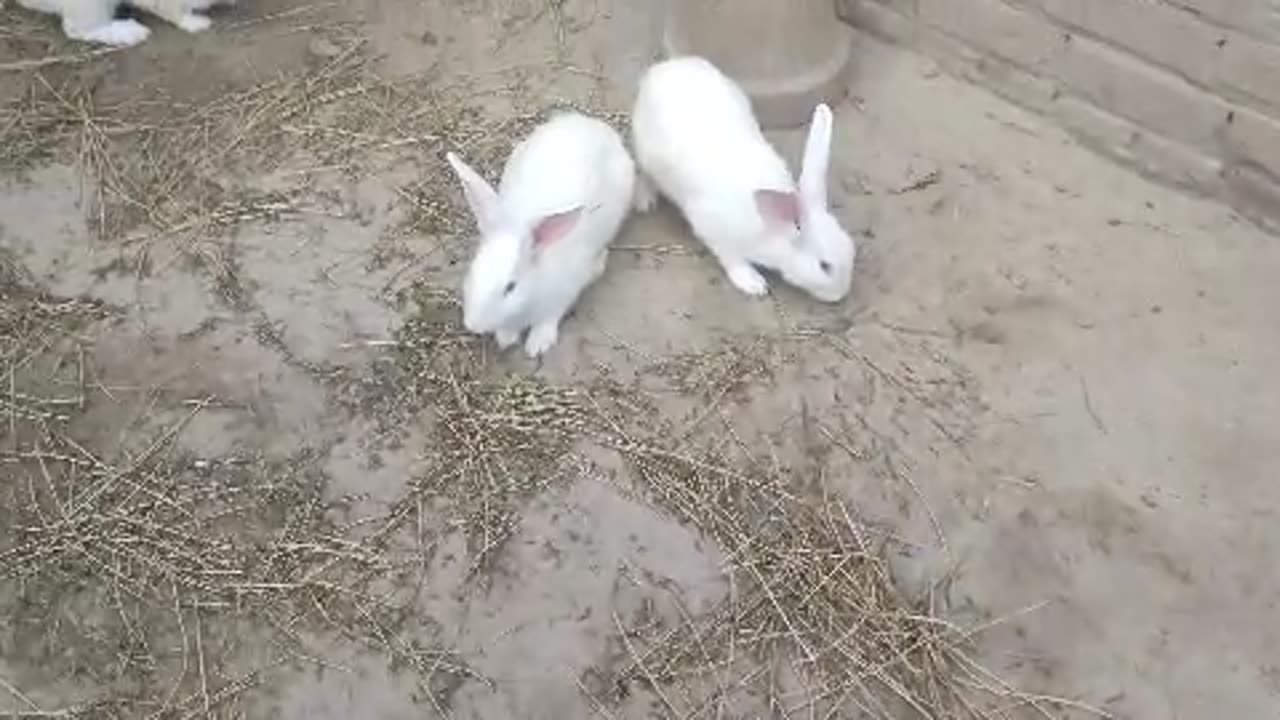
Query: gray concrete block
664,0,853,129
916,0,1062,67
1052,95,1224,192
1219,35,1280,112
1223,107,1280,179
913,0,1232,155
1028,0,1280,113
1223,161,1280,232
838,0,919,42
836,0,1280,227
1049,32,1233,155
1161,0,1280,44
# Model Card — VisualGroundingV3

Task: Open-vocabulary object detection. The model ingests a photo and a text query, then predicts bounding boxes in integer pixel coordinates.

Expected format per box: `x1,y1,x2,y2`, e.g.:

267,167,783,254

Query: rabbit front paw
524,322,559,358
726,263,768,297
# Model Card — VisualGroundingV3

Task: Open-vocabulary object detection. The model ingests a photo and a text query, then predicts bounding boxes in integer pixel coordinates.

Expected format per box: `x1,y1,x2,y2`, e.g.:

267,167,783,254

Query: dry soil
1,1,1278,719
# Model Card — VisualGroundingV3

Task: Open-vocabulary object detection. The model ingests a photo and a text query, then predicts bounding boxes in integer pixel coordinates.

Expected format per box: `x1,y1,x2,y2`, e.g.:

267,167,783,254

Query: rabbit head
764,104,855,303
446,152,585,334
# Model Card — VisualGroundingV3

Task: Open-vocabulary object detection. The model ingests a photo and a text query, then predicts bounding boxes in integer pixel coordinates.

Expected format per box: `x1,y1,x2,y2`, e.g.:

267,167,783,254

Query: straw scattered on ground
0,266,480,717
341,283,609,580
0,4,1106,717
0,4,625,249
358,289,1109,719
584,436,1066,719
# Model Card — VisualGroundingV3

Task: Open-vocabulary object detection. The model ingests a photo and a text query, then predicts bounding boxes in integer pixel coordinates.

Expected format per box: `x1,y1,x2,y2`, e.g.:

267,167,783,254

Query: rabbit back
632,57,793,204
499,112,635,238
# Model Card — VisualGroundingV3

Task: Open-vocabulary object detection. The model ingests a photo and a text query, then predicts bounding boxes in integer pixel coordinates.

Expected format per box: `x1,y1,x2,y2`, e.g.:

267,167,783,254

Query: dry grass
0,266,478,717
0,255,107,442
0,8,630,710
348,284,607,579
0,4,624,251
0,3,1102,718
1,33,376,242
0,262,1093,717
587,437,1040,719
370,291,1106,720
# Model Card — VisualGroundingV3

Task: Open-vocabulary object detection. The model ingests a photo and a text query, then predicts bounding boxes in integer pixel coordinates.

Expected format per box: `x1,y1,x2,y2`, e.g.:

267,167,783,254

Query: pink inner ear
532,207,584,250
754,189,801,231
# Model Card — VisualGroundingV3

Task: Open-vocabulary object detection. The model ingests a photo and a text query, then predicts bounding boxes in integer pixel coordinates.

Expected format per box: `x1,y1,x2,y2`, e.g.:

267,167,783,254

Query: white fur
446,112,636,358
632,56,856,303
17,0,235,46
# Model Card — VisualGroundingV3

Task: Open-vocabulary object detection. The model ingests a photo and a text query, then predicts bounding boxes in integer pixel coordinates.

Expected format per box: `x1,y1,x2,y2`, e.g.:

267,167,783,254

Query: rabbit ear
754,189,801,230
531,206,584,250
446,151,501,235
799,103,833,209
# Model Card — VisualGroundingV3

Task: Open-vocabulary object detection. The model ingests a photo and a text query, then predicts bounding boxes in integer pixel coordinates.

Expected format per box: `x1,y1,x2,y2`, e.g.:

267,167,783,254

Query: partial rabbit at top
17,0,236,47
446,112,637,359
632,56,856,303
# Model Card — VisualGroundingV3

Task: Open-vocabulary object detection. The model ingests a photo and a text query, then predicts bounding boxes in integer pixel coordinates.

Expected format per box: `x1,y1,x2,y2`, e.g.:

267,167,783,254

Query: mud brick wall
838,0,1280,230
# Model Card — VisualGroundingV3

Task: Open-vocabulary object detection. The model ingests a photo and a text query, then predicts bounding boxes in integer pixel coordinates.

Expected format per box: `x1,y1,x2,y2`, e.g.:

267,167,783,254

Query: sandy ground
2,1,1279,718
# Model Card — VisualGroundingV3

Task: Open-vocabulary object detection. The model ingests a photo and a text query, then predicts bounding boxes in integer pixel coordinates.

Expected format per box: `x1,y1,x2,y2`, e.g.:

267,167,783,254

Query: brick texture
838,0,1280,230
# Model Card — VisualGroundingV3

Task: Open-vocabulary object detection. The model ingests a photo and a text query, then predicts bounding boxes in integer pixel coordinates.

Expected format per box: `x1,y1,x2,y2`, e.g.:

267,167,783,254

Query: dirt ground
2,1,1279,718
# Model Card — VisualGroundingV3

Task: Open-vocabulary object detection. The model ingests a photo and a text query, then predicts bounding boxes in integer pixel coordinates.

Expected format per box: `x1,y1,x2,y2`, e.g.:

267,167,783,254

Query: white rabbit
632,56,856,303
446,112,636,358
17,0,235,47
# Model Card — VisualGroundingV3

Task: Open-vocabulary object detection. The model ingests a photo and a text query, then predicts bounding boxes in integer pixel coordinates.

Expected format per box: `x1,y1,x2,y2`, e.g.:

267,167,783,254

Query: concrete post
662,0,853,129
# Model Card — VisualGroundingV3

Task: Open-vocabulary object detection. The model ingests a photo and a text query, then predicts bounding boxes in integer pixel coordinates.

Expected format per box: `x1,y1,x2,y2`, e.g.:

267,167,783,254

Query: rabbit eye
819,261,832,273
504,281,516,295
